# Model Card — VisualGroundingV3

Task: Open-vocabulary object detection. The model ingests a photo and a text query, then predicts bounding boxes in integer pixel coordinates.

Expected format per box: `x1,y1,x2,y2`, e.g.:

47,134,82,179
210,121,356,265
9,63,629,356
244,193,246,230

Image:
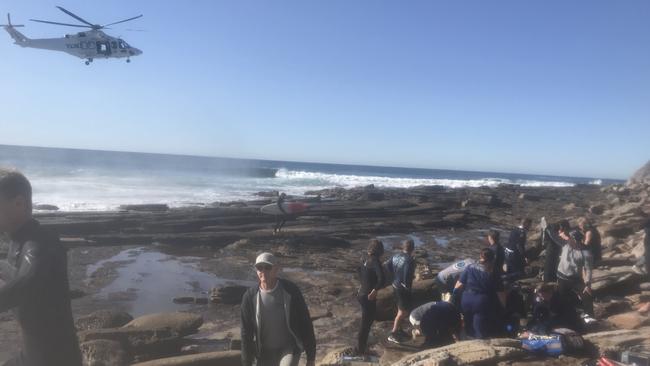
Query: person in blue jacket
454,248,506,339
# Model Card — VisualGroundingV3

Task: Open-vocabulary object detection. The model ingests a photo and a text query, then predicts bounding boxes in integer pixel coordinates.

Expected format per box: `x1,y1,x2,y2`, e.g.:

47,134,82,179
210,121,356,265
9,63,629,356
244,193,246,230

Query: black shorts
393,286,412,311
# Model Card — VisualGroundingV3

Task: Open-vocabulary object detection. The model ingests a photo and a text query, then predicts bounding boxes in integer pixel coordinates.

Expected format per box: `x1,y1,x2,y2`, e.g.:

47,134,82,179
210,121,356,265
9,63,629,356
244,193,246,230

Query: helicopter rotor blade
29,19,92,28
55,6,95,27
102,14,142,28
124,28,147,32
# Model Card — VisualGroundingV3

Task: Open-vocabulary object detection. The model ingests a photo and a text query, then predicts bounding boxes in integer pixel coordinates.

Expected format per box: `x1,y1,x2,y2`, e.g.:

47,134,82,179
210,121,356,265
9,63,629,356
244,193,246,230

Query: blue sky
1,0,648,180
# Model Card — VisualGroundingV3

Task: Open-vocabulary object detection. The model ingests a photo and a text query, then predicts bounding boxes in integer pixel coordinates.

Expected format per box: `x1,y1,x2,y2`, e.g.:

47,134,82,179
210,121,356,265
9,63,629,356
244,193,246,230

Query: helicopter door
96,41,112,56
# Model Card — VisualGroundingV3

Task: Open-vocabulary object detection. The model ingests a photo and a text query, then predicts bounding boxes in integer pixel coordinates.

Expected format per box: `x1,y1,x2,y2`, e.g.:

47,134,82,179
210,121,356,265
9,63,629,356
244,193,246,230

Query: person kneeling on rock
409,301,461,348
527,283,582,334
240,252,316,366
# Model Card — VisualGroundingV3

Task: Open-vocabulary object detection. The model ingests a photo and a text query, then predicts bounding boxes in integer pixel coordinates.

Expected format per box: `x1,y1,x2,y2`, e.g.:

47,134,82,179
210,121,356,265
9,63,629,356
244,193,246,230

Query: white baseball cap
255,252,276,267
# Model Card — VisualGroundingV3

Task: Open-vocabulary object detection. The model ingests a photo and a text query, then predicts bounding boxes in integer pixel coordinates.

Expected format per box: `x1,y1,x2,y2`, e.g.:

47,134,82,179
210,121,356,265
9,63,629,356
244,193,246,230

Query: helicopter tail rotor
2,13,25,27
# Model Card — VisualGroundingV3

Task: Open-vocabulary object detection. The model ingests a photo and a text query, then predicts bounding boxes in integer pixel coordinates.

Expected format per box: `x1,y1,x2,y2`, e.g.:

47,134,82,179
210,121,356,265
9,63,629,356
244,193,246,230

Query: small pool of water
87,248,253,317
377,233,429,249
432,235,450,248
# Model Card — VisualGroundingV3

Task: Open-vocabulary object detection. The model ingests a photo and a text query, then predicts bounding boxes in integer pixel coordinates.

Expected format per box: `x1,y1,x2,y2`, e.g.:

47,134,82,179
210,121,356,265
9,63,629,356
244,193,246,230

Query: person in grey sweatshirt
544,219,594,318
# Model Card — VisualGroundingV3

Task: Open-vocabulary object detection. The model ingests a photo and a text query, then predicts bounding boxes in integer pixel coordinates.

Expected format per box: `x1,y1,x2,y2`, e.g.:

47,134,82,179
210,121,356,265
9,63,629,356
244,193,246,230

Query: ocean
0,144,621,212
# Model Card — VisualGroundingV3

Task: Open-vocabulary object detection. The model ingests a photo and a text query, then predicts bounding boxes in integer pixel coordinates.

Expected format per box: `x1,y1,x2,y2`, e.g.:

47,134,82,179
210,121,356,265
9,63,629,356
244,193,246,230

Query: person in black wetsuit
578,217,602,266
0,168,82,366
505,218,531,281
504,218,532,281
486,230,505,278
542,218,561,282
273,193,288,234
357,239,386,356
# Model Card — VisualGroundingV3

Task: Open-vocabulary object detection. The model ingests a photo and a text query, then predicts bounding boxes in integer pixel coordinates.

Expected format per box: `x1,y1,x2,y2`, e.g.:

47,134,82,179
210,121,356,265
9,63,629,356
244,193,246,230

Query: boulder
130,351,241,366
600,224,637,240
601,236,617,250
594,299,632,319
591,266,644,296
124,312,203,337
626,292,650,305
80,339,129,366
628,160,650,186
632,240,646,259
393,338,526,366
607,201,645,218
76,310,134,331
318,346,356,366
589,204,606,215
607,311,650,330
583,327,650,353
209,285,248,305
78,327,182,361
375,279,440,321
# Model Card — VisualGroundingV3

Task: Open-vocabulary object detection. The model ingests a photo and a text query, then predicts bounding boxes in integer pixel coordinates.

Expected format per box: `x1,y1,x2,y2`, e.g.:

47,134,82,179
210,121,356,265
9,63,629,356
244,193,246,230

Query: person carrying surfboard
273,193,288,234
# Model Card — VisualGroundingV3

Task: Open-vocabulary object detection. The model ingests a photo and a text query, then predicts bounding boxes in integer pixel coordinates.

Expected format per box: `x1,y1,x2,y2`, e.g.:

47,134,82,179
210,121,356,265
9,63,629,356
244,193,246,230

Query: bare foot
637,302,650,314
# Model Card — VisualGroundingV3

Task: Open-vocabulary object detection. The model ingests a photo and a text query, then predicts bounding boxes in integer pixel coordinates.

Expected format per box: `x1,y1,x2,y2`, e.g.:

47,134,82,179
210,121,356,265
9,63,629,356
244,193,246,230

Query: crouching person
409,301,461,348
241,252,316,366
528,283,582,334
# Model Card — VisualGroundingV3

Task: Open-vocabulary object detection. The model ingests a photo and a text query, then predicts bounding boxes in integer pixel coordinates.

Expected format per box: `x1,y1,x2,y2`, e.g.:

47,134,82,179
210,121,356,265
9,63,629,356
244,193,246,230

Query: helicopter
1,6,143,65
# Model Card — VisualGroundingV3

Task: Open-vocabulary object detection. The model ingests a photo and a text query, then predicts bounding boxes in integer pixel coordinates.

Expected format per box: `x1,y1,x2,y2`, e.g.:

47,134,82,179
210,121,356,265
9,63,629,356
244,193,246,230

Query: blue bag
521,334,564,357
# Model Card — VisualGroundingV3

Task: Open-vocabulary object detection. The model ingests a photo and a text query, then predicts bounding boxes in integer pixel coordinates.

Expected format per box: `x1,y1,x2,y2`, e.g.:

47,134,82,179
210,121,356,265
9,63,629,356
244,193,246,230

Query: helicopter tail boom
2,13,30,45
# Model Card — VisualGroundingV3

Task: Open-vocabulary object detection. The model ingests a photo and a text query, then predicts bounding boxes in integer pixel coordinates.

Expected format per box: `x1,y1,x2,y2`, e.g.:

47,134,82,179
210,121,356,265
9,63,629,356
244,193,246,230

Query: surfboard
260,202,310,215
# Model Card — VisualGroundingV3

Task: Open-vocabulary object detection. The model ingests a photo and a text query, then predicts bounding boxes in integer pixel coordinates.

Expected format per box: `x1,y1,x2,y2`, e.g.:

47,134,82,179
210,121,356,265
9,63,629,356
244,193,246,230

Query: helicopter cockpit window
112,41,118,49
118,40,127,49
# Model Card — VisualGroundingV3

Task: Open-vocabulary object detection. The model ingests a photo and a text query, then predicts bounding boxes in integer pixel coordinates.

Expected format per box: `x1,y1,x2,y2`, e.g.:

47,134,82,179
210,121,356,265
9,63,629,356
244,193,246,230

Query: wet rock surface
3,178,650,365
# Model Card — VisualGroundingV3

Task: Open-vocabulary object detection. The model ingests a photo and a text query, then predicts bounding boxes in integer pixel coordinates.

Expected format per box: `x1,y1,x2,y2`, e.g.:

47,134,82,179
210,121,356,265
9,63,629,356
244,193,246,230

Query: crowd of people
354,215,650,359
1,168,649,366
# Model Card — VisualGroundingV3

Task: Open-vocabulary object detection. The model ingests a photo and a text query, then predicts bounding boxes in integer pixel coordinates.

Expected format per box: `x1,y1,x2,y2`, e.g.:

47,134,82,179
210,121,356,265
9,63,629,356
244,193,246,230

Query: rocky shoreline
1,165,649,365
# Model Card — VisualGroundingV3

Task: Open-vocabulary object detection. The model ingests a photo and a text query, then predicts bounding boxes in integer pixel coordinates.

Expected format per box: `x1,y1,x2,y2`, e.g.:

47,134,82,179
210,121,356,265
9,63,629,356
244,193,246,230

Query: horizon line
0,143,627,182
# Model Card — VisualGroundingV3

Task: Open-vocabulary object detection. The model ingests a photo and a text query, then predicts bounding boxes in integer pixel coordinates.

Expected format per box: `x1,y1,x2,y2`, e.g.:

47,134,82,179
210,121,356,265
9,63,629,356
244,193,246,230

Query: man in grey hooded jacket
544,219,594,318
240,252,316,366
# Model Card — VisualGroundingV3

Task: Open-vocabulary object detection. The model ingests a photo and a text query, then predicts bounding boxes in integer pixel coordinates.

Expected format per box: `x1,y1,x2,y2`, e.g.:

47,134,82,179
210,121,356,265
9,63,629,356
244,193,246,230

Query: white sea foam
274,169,576,189
29,168,578,212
